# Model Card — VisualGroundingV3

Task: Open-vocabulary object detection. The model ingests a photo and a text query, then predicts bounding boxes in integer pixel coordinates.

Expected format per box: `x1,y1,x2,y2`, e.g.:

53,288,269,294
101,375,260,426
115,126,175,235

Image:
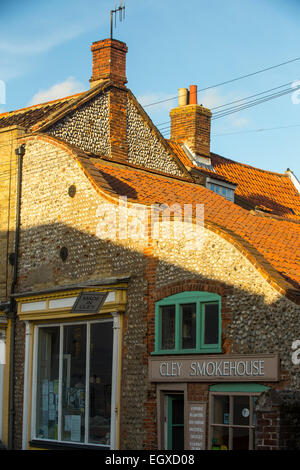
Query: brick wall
90,39,128,87
13,317,25,449
255,390,300,450
170,105,212,157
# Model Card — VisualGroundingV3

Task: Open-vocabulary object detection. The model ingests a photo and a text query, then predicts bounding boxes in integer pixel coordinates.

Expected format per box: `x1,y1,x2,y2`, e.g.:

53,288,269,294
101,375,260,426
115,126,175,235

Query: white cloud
28,77,85,106
0,25,87,56
230,116,250,128
199,89,251,129
0,0,106,80
137,91,176,113
198,88,229,109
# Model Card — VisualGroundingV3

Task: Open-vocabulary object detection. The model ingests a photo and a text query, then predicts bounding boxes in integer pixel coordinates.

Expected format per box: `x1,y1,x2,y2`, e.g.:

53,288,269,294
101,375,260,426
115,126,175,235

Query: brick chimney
90,38,128,161
170,85,212,159
89,38,128,88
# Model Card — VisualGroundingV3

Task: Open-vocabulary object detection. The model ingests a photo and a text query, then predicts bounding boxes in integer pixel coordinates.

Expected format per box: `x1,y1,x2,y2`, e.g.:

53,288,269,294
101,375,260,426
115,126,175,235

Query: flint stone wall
127,97,185,177
47,94,110,156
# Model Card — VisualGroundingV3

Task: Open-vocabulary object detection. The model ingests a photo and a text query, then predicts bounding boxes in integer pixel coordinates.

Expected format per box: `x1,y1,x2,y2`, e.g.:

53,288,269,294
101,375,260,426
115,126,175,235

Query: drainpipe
8,143,25,450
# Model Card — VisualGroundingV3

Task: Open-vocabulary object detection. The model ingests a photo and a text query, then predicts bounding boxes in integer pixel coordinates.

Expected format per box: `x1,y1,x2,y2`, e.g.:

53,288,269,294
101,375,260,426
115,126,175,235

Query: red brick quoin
143,277,234,449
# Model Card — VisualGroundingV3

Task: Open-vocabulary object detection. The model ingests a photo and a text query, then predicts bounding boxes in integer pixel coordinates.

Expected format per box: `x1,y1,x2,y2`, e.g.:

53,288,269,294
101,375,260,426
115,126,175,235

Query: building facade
0,37,299,451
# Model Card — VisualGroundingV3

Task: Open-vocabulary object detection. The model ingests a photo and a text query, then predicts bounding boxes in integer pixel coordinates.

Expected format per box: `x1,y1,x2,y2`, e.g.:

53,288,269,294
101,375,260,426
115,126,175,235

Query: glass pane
204,303,219,345
252,396,258,426
170,396,184,450
232,427,249,450
89,322,113,445
213,395,230,425
36,327,60,440
181,303,196,349
211,426,229,450
233,396,250,426
161,305,175,349
172,397,184,425
62,324,86,443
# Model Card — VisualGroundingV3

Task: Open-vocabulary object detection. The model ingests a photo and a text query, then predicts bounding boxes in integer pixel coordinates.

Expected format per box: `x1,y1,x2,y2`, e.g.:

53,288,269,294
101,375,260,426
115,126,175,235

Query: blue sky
1,0,300,177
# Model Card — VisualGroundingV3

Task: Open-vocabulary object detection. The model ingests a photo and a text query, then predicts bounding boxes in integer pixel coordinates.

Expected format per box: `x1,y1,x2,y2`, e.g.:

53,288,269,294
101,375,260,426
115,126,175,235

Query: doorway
165,394,184,450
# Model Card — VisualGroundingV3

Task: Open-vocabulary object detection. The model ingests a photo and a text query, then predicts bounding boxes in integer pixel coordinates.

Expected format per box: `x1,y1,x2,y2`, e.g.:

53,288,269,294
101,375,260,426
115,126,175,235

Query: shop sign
71,292,108,314
149,354,279,382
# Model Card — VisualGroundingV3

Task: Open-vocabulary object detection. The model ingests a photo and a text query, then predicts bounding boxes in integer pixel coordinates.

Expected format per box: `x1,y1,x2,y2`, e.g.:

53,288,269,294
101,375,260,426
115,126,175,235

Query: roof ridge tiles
0,92,84,118
211,152,290,178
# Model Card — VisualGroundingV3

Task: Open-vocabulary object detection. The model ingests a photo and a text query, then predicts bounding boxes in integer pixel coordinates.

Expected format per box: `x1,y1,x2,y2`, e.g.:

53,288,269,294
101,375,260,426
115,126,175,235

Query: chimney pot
189,85,198,105
178,88,188,107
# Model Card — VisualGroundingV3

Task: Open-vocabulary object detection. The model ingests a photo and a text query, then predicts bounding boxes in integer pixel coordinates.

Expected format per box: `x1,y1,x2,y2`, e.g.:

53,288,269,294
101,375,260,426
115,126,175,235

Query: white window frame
0,329,5,443
31,315,120,448
206,177,236,202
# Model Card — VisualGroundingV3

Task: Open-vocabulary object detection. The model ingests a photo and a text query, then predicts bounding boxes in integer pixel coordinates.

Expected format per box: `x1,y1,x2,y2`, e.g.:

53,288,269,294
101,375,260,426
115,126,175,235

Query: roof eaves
0,92,83,119
30,80,111,132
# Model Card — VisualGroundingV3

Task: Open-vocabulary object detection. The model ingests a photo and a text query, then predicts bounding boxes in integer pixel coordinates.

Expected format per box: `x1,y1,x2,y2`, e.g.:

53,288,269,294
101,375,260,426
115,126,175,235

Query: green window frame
209,384,270,450
154,291,222,355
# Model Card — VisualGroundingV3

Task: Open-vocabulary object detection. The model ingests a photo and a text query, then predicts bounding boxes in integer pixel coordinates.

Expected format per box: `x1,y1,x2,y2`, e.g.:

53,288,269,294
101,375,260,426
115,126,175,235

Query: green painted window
154,291,222,354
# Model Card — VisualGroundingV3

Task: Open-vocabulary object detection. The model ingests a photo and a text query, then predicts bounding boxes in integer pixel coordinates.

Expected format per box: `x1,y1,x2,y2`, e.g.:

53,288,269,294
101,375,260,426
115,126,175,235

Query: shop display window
210,392,259,450
34,320,113,447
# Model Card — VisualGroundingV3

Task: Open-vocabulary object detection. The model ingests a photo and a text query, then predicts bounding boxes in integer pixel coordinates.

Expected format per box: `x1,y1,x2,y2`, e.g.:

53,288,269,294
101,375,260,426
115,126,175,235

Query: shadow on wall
4,221,299,357
1,222,300,449
255,390,300,450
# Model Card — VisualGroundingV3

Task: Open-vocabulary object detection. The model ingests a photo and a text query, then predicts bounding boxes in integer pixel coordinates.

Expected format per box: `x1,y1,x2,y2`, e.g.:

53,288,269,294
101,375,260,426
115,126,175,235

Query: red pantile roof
0,93,84,130
18,133,300,301
210,153,300,220
167,140,300,220
75,151,300,293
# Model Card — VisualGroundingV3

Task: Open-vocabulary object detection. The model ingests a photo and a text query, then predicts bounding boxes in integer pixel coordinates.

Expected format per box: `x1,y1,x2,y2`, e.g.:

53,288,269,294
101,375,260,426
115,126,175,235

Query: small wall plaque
187,402,207,450
71,292,108,314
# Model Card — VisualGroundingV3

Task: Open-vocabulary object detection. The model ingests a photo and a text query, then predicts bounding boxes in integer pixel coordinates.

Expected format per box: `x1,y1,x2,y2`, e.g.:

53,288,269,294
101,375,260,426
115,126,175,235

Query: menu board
187,402,207,450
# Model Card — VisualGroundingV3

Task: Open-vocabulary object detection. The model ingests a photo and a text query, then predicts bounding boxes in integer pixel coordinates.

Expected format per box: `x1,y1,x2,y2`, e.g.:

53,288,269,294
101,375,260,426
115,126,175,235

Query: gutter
8,143,25,450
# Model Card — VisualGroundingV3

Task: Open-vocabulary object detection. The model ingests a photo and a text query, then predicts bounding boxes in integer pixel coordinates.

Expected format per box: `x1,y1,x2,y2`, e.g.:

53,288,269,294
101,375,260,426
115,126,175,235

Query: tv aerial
111,0,125,39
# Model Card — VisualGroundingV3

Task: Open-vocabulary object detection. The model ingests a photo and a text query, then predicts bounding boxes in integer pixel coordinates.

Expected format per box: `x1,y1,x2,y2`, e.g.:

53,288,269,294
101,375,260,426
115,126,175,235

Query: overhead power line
143,55,300,109
156,81,299,130
212,84,300,120
212,123,300,137
158,82,300,134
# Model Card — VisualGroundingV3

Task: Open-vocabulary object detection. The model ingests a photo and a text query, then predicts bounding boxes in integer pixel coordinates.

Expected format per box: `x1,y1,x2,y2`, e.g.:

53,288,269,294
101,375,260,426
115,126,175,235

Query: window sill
151,348,222,356
29,439,110,451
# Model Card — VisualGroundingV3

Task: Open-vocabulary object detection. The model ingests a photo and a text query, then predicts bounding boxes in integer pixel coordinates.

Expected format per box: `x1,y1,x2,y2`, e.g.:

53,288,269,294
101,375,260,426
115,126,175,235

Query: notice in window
70,415,81,442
